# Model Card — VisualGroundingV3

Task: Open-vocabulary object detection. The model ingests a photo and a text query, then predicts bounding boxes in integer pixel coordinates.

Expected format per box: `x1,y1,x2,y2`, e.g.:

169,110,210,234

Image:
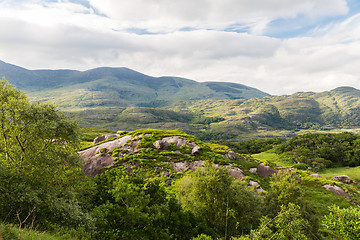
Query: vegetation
322,205,360,239
175,163,262,238
1,79,360,240
275,132,360,169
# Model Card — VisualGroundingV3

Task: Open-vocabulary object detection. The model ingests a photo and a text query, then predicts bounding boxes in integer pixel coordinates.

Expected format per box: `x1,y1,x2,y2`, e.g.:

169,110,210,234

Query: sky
1,0,360,95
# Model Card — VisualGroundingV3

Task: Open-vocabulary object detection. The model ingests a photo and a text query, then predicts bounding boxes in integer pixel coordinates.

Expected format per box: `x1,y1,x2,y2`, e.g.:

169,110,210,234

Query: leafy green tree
0,78,79,178
322,205,360,240
0,79,91,231
90,166,203,240
237,203,310,240
175,163,262,239
264,171,320,239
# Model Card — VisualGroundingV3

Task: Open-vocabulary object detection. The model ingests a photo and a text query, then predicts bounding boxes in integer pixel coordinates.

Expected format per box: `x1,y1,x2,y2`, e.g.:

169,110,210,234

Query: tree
237,203,310,240
0,79,91,230
264,171,320,239
0,78,79,179
175,163,262,239
322,205,360,240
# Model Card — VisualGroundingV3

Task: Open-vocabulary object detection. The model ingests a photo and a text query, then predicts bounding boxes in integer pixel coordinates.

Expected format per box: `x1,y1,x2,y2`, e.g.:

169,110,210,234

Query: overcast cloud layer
0,0,360,95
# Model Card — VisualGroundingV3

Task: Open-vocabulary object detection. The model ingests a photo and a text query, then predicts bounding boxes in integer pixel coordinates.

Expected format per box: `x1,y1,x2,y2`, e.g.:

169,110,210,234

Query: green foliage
89,166,204,240
219,138,285,154
264,171,321,239
0,79,80,177
0,79,93,232
191,233,214,240
237,203,310,240
175,163,262,238
0,222,87,240
322,205,360,240
275,132,360,169
265,171,304,216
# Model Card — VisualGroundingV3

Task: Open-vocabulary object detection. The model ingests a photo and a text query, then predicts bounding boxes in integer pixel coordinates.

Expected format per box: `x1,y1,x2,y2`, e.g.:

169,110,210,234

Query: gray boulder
192,146,201,155
257,163,278,177
227,151,237,160
248,180,259,188
249,168,257,174
332,175,353,183
153,140,170,150
309,173,323,178
323,184,351,200
93,134,119,144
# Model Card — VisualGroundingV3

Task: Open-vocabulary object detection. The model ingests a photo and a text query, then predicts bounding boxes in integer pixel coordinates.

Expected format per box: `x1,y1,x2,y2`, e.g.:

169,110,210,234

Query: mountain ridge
0,60,269,108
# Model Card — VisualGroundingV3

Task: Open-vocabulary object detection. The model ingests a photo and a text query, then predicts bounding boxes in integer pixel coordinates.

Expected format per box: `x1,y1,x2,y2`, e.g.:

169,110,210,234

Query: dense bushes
275,132,360,169
219,138,285,154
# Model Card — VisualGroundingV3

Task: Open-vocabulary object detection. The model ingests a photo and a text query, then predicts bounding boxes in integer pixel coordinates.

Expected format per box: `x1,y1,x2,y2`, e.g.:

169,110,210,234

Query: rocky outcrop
93,134,120,145
80,131,246,181
80,135,134,177
323,184,351,200
332,175,353,183
80,133,203,177
257,163,278,177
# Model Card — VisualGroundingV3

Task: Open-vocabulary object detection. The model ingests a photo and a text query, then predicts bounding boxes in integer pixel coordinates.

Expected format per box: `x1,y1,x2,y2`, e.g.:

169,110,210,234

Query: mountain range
1,60,360,141
0,60,269,109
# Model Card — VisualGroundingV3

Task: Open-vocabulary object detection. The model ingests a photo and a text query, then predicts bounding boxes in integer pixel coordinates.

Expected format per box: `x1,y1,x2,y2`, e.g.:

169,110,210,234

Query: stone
323,184,351,200
257,163,278,177
93,134,119,144
162,136,196,148
229,167,245,179
188,160,205,171
332,175,353,183
249,168,257,174
153,140,170,150
171,162,188,172
227,151,237,160
248,180,259,188
309,173,323,178
192,146,201,155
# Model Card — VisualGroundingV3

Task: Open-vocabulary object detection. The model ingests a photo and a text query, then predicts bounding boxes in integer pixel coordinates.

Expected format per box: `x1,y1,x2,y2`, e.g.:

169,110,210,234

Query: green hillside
0,60,269,109
66,87,360,141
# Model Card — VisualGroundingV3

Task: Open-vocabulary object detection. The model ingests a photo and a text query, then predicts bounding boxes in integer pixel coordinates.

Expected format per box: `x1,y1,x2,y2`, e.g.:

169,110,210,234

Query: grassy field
252,150,294,168
319,166,360,182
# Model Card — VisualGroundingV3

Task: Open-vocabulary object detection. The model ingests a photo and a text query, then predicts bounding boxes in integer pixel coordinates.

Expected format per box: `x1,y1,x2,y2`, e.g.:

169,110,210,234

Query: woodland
0,78,359,240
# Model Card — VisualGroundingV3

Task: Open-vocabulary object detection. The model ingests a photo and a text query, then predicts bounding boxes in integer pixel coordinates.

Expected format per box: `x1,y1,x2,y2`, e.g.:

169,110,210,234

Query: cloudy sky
1,0,360,95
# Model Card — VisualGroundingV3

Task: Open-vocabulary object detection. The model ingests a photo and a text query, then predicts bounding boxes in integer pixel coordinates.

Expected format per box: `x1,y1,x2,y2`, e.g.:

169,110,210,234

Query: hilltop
0,60,269,109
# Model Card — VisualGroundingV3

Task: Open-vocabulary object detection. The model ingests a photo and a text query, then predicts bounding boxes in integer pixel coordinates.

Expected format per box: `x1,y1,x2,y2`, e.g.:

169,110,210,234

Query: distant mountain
0,60,269,109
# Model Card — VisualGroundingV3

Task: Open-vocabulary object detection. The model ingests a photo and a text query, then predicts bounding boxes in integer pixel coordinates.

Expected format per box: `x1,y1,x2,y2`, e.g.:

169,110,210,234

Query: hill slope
0,60,269,109
68,87,360,141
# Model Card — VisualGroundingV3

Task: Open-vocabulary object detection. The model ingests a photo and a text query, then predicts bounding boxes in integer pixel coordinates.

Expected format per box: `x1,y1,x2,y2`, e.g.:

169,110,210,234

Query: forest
0,78,359,240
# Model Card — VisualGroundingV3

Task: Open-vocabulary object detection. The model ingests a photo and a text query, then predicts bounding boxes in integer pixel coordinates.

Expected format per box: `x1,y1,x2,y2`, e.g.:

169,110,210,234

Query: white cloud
88,0,348,34
1,0,360,96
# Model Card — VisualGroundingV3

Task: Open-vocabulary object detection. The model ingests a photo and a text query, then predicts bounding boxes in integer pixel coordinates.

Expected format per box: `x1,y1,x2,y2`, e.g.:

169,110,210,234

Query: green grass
300,185,352,217
0,223,79,240
252,150,294,168
319,166,360,182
